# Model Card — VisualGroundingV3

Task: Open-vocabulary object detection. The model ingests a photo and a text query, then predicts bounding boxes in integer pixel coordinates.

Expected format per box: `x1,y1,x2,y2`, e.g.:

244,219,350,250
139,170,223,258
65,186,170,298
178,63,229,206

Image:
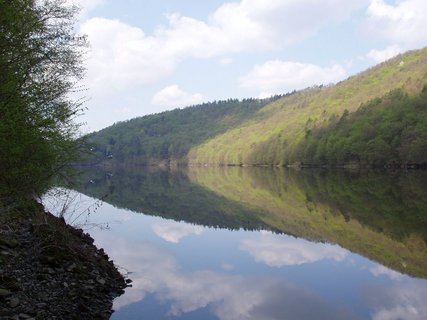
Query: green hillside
188,48,427,166
297,87,427,166
85,47,427,167
84,96,283,165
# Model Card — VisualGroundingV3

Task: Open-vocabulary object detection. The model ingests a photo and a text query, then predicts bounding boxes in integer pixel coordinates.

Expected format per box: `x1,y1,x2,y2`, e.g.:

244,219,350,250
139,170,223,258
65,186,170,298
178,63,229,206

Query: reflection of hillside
293,170,427,242
71,167,268,231
188,167,427,278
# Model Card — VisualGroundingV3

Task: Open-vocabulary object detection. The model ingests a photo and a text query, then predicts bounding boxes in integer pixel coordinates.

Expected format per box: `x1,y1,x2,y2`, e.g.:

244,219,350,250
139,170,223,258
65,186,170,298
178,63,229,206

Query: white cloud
221,263,234,271
365,0,427,46
80,18,177,94
220,57,233,65
79,0,365,94
373,305,422,320
369,264,404,280
240,231,347,267
365,282,427,320
158,0,365,59
151,85,205,108
240,60,347,97
367,45,403,63
152,220,204,243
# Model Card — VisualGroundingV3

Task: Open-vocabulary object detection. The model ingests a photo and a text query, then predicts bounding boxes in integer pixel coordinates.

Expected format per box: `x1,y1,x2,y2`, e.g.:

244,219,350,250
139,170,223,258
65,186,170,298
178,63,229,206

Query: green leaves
85,97,282,165
297,88,427,166
0,0,85,204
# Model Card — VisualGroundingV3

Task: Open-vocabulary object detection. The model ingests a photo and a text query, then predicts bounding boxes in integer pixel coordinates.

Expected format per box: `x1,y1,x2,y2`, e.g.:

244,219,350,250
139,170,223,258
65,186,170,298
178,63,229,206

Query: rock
0,238,19,249
1,250,13,256
0,203,126,319
9,297,19,308
0,288,11,297
67,263,77,272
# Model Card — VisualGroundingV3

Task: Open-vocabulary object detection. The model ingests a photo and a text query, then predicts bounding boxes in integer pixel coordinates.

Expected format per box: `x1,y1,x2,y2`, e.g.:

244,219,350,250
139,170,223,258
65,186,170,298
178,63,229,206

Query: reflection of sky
240,230,347,267
369,264,404,281
152,221,204,243
364,281,427,320
46,190,427,320
95,231,357,320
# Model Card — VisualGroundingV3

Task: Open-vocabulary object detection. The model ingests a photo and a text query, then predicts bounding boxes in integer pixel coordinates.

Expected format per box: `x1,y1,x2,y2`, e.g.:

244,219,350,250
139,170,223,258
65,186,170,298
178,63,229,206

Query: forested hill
84,96,283,165
86,47,427,167
188,47,427,166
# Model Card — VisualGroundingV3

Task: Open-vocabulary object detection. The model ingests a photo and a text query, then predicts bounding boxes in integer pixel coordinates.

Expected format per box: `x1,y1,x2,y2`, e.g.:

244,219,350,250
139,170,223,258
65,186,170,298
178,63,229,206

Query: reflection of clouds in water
93,232,356,320
152,220,204,243
369,264,404,281
240,231,347,267
365,282,427,320
221,263,234,271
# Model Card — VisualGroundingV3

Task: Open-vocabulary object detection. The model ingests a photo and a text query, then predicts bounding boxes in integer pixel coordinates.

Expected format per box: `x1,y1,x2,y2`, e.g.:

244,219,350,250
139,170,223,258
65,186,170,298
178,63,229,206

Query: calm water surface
49,167,427,319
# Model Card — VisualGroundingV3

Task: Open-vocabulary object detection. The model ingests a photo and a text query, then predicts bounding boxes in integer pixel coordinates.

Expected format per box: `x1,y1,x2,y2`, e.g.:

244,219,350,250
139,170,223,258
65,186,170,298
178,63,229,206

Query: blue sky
72,0,427,132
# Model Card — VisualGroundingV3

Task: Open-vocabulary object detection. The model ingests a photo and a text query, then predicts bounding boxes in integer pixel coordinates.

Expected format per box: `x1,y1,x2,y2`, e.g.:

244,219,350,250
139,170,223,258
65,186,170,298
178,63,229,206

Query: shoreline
0,201,128,319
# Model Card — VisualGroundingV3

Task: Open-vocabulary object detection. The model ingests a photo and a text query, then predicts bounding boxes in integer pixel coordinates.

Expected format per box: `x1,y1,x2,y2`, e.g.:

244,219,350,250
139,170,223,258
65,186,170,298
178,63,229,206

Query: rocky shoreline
0,202,129,319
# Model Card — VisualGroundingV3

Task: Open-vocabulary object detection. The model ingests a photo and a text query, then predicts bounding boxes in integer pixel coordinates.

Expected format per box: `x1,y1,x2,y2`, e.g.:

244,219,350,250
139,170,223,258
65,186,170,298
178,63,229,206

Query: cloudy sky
72,0,427,132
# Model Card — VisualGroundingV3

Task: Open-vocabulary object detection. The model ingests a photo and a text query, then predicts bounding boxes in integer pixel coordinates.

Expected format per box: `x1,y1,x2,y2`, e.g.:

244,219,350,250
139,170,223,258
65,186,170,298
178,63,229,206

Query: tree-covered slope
188,48,427,166
85,96,283,165
296,87,427,166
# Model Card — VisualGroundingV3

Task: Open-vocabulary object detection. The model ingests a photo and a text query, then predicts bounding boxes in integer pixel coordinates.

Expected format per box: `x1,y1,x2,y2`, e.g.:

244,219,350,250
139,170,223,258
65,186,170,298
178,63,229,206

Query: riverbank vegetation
0,0,85,207
0,1,128,318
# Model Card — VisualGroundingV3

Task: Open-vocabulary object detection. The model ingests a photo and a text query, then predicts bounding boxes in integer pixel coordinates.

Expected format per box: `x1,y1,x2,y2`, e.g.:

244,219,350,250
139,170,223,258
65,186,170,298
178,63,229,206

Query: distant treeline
85,95,285,165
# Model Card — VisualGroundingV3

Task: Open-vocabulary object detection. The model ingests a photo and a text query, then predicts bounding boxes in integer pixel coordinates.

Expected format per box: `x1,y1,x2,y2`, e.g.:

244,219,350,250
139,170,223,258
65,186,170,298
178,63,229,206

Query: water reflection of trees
70,165,427,278
71,166,269,231
243,168,427,243
188,166,427,278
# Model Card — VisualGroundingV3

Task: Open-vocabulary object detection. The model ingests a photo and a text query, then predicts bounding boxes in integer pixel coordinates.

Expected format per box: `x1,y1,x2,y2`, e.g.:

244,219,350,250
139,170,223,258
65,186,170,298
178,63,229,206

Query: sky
70,0,427,132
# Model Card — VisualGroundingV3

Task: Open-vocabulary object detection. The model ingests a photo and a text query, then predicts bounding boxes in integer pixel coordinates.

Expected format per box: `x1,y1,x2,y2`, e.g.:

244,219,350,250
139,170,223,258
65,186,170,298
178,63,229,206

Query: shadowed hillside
84,96,283,165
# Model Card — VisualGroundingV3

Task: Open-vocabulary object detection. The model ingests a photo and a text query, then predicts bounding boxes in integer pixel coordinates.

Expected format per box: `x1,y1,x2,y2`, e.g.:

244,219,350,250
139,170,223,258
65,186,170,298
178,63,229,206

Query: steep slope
188,48,427,165
84,96,282,165
296,88,427,166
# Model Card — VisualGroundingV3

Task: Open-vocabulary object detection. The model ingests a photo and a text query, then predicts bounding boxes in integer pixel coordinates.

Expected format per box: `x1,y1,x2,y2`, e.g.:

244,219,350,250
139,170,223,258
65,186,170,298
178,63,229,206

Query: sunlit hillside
188,48,427,165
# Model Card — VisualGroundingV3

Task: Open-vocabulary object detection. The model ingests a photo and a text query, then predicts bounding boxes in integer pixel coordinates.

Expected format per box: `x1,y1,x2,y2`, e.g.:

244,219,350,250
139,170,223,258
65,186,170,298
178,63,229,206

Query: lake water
46,167,427,319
